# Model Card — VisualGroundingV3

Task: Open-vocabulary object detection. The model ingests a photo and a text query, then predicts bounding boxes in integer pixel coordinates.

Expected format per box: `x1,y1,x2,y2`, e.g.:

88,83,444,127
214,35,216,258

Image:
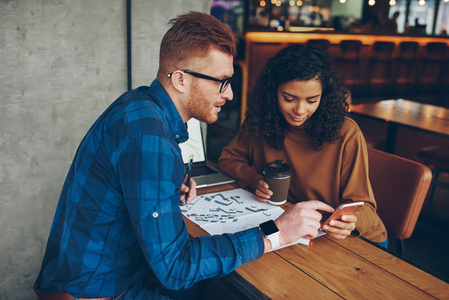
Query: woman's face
277,79,322,127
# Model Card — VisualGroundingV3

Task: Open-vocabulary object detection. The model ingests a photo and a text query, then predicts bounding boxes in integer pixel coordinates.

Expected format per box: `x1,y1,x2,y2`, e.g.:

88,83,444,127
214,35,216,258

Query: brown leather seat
338,40,364,95
364,135,386,151
368,148,432,255
35,290,114,300
417,145,449,208
418,42,448,97
306,39,330,52
418,145,449,170
368,41,395,96
393,41,419,97
347,92,385,151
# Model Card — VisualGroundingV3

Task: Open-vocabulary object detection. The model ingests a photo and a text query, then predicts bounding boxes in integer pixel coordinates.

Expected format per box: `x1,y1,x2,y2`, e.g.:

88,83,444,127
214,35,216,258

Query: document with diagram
180,188,324,248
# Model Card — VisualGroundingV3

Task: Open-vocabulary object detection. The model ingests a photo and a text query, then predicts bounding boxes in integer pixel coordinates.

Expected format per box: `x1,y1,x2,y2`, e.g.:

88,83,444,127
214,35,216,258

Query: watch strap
267,232,280,249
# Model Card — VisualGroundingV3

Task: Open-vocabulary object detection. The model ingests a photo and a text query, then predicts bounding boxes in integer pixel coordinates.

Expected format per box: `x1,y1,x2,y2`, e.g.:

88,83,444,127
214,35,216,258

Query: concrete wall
0,0,209,299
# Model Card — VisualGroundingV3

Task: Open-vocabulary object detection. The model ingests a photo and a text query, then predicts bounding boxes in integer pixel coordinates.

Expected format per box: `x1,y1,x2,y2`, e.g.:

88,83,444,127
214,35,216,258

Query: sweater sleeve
217,129,264,190
340,124,387,242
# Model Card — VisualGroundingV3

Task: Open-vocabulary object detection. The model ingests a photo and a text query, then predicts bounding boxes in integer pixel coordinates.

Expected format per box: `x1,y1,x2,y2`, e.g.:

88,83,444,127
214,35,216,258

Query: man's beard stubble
187,80,218,124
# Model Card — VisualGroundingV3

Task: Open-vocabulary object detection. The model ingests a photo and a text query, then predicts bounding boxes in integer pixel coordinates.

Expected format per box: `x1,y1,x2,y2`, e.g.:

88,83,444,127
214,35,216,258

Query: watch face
260,220,279,236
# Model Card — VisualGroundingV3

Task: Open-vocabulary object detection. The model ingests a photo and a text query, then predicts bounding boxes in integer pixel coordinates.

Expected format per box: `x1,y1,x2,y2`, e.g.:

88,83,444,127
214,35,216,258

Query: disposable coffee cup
263,160,291,205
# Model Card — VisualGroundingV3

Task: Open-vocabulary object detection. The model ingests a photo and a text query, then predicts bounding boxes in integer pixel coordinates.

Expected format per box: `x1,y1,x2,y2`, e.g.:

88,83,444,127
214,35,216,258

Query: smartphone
321,201,364,227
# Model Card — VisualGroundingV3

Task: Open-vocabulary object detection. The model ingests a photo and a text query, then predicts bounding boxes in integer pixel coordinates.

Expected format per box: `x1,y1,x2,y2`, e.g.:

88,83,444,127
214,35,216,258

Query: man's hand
321,214,357,239
179,175,197,205
272,200,334,250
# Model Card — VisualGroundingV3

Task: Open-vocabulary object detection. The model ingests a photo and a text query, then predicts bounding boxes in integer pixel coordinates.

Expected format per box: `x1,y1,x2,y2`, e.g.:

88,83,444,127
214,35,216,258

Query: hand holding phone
321,201,364,227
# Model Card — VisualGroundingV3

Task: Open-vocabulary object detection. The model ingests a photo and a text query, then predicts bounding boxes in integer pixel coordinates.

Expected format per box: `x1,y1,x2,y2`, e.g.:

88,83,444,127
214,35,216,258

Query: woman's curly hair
243,44,349,151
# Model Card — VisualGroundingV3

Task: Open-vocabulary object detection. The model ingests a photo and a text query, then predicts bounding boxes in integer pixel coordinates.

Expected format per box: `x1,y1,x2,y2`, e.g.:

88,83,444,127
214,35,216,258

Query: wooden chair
368,148,432,256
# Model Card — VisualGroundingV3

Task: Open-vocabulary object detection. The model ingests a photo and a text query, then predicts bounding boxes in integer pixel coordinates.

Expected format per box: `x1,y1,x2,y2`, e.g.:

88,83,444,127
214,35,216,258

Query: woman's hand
321,214,357,239
255,178,272,202
179,175,197,205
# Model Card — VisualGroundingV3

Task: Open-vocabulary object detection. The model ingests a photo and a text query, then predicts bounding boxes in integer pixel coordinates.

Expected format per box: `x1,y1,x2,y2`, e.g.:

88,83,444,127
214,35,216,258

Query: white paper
181,188,325,248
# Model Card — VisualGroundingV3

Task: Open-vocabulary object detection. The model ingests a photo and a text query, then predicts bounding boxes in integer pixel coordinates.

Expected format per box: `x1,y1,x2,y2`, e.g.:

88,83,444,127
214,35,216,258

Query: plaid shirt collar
149,79,188,144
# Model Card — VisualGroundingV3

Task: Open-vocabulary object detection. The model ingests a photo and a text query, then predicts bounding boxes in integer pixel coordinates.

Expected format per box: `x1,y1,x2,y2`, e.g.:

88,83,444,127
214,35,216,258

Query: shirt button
175,134,179,139
153,212,159,218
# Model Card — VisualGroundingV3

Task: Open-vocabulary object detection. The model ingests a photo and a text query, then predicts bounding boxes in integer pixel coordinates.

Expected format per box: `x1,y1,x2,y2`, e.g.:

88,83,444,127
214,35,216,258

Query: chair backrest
306,39,330,52
398,41,419,60
425,42,447,60
368,148,432,240
340,40,362,60
371,41,395,60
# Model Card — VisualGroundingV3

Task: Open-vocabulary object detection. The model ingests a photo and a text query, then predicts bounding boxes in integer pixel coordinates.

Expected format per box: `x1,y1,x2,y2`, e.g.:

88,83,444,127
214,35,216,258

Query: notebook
179,118,235,188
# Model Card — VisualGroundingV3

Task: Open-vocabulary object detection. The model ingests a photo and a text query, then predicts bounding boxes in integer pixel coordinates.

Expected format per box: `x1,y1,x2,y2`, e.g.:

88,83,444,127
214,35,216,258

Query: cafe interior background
1,0,448,298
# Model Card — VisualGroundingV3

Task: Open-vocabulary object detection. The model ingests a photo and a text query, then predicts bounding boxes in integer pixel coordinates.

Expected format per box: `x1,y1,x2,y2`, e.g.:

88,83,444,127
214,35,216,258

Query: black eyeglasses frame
168,70,233,93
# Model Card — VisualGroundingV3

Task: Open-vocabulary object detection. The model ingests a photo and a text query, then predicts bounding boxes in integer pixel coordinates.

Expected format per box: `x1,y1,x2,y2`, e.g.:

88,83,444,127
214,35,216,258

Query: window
435,0,449,35
389,0,448,35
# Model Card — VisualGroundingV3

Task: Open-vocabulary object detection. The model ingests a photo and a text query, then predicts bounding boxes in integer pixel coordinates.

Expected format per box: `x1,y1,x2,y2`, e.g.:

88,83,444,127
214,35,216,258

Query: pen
296,237,313,247
186,154,193,193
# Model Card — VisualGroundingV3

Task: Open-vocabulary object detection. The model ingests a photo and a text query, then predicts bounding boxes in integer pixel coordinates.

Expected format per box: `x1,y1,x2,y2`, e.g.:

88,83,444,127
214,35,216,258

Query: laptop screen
179,118,206,164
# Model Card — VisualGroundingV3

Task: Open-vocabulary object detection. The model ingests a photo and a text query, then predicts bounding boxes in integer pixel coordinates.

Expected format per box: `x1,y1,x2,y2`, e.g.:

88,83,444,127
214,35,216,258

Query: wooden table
350,99,449,153
185,183,449,299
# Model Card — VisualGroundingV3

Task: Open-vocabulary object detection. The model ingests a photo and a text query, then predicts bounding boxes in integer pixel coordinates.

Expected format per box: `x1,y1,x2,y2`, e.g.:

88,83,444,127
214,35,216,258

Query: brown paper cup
263,160,291,205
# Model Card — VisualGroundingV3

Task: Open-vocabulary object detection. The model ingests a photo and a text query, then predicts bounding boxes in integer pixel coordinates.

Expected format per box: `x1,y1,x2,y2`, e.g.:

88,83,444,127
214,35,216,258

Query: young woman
218,45,387,245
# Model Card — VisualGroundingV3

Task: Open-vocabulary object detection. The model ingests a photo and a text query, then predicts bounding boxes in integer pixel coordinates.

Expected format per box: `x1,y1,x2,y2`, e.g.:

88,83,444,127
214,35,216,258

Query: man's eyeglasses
168,70,233,93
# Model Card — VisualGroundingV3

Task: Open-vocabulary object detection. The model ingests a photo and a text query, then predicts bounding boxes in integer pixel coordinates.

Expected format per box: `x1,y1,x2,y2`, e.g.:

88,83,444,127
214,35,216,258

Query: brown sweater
218,117,387,242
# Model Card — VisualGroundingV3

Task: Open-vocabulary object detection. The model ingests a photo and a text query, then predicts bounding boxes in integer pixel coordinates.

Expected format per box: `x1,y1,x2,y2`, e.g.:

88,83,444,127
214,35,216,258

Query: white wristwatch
259,220,280,249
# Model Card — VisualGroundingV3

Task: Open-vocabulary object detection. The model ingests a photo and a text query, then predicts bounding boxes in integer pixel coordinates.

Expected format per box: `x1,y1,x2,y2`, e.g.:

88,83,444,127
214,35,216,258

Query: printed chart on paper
180,188,326,249
180,188,283,235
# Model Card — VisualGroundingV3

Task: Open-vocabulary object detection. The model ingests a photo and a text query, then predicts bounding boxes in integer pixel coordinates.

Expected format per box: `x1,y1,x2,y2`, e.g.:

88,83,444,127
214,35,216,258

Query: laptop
179,118,235,188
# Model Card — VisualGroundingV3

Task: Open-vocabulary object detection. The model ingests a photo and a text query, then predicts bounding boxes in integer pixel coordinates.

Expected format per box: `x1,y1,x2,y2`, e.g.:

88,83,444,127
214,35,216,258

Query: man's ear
170,70,188,94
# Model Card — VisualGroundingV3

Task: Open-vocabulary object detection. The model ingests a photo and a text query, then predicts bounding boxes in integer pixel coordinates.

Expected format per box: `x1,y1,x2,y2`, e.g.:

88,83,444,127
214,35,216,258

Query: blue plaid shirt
35,80,264,298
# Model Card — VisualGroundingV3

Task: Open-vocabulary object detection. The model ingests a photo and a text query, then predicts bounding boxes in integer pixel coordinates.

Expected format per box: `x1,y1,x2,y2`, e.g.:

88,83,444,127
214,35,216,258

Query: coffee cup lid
263,160,291,179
